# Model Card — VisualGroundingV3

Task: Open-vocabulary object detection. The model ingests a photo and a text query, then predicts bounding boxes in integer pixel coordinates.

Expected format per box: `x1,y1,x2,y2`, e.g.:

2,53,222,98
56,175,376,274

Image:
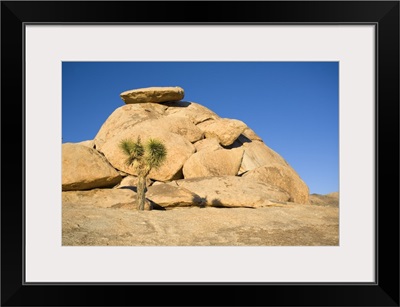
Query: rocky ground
62,193,339,246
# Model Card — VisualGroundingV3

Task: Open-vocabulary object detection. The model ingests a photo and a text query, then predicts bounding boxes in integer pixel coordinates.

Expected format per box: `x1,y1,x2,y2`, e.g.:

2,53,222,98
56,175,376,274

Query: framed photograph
2,1,399,306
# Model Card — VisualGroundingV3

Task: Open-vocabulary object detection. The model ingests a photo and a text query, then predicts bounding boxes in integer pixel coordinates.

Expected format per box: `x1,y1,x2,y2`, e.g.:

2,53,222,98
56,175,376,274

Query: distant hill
309,192,339,207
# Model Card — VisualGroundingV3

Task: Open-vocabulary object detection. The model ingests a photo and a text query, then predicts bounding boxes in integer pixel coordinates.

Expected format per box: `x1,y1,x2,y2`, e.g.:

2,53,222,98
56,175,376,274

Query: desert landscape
62,86,339,246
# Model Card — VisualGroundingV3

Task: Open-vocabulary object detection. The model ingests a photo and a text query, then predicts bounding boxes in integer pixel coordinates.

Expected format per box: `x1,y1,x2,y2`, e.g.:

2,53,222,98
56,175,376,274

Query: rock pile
62,86,310,209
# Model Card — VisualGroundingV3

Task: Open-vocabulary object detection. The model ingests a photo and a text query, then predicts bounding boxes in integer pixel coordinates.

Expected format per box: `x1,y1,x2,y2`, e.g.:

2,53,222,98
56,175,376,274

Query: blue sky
62,62,338,195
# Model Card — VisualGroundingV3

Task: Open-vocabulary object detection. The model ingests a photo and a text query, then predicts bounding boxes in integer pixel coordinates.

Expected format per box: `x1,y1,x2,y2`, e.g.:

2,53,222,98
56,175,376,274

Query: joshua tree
119,137,167,210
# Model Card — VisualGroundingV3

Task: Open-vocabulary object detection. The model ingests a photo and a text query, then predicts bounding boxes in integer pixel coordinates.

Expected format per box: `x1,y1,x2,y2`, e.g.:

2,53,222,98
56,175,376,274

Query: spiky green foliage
119,137,145,167
144,138,167,169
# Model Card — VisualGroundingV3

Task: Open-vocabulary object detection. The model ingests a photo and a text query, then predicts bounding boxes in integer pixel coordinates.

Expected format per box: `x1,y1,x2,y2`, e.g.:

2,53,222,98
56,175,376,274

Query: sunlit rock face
63,86,310,208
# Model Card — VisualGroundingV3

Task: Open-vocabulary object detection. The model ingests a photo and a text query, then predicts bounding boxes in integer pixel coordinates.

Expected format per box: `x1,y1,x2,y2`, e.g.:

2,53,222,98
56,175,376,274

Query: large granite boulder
229,136,309,204
62,143,121,191
120,86,184,104
99,124,195,182
168,176,290,208
136,117,204,143
242,165,309,204
94,103,166,150
183,147,244,178
236,138,288,174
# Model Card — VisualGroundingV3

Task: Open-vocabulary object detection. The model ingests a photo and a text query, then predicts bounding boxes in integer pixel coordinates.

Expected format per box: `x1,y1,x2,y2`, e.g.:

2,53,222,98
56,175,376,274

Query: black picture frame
1,1,399,306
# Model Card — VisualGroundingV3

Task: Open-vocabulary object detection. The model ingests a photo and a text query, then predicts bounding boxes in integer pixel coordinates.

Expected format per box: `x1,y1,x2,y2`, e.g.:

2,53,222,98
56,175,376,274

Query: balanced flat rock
120,86,184,104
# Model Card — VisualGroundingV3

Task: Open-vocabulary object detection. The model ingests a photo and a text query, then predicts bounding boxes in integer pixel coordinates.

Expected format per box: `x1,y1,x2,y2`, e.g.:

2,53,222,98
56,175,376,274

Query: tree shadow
195,196,255,209
195,196,224,208
211,198,225,207
193,195,207,208
147,199,166,211
119,186,137,193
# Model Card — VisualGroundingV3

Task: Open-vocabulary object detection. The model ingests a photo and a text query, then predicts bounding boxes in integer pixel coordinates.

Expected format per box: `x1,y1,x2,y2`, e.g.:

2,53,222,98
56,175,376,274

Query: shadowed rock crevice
223,134,252,149
161,100,192,108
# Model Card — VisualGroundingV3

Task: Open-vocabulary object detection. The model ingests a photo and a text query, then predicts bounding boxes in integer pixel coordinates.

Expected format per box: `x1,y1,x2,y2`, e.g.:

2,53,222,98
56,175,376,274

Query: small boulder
164,101,220,124
197,118,247,146
146,184,204,208
193,138,222,152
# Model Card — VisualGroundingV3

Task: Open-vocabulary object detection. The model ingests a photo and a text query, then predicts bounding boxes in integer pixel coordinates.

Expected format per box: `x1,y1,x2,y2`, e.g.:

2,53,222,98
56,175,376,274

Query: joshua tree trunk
136,175,147,210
